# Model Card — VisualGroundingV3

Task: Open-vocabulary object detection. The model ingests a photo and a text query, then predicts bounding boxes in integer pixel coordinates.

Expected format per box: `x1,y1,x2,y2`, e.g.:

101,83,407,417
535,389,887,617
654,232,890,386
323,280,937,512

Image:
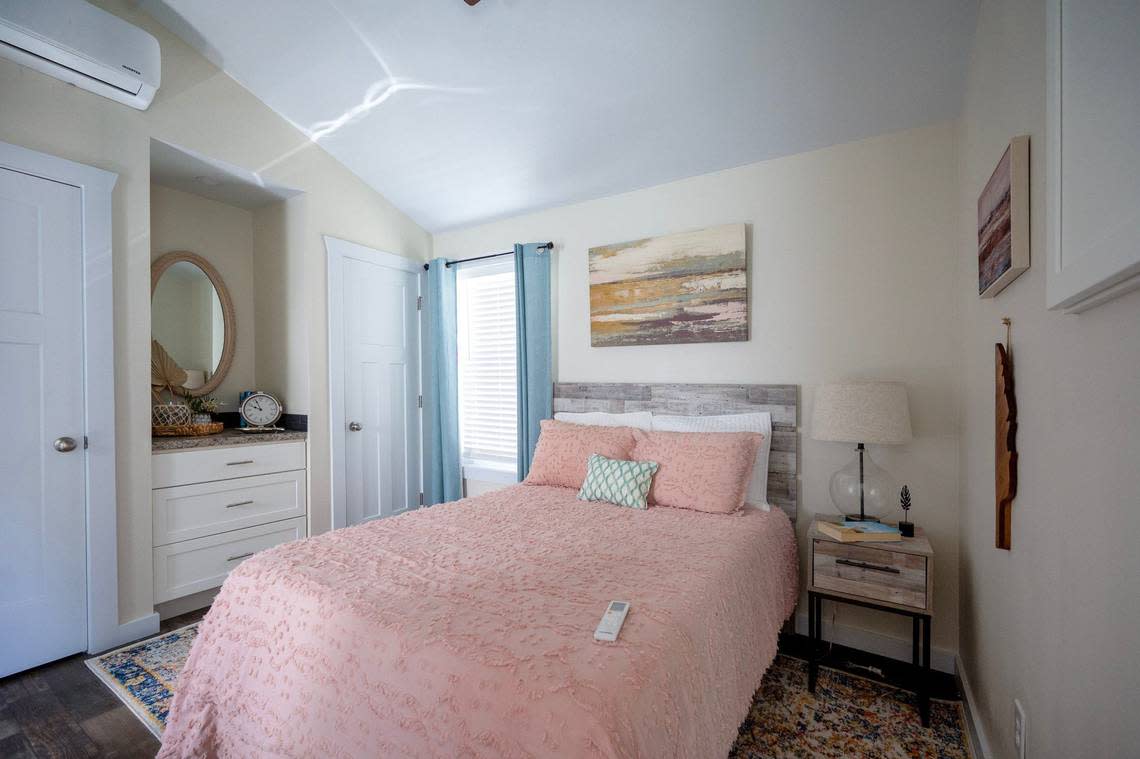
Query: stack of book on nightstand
817,520,903,543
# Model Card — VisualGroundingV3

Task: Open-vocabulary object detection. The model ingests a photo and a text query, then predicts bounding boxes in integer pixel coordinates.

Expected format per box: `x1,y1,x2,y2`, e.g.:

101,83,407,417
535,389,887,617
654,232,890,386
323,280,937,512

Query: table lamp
811,381,912,522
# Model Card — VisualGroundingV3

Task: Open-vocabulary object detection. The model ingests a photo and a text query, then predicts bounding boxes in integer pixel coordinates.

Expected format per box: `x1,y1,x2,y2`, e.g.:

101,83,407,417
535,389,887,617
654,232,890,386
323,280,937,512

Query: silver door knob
54,437,78,452
348,422,363,432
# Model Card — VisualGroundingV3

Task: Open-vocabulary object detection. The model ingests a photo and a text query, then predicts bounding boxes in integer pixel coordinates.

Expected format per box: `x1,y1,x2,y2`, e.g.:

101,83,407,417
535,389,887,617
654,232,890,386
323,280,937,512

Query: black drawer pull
225,500,254,509
226,460,254,466
836,558,900,574
226,552,254,562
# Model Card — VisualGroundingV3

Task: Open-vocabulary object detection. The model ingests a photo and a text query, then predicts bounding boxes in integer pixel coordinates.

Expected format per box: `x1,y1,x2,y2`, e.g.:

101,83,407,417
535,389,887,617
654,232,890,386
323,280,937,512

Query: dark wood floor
0,611,958,758
0,608,208,759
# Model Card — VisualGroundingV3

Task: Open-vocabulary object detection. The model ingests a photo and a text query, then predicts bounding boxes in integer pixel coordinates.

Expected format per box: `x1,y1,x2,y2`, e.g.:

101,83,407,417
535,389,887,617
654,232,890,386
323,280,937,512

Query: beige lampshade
811,381,912,445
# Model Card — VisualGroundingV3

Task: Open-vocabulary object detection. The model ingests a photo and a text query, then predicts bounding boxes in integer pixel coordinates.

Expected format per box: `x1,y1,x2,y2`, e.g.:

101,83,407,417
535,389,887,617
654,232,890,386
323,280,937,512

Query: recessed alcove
148,139,303,416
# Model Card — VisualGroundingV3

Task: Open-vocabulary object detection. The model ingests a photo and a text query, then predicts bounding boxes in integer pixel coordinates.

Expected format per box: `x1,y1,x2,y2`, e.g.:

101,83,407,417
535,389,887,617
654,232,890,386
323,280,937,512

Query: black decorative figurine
898,486,915,537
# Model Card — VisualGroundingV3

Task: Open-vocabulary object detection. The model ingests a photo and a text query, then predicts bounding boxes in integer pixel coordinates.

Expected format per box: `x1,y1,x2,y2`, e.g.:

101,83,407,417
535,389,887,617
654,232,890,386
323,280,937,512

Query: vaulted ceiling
144,0,977,232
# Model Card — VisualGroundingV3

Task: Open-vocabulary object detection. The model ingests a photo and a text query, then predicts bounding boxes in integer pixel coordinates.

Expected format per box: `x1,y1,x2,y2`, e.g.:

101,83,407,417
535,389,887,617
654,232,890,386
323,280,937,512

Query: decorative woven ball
153,403,191,426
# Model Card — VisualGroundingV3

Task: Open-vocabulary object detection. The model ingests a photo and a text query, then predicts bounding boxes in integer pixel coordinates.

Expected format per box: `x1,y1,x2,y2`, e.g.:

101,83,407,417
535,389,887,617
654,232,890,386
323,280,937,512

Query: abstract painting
589,223,748,347
978,135,1029,298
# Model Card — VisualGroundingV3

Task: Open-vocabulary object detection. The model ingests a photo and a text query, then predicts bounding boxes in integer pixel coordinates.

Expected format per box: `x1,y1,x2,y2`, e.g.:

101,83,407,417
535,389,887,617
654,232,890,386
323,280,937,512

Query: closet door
327,237,422,528
0,166,88,677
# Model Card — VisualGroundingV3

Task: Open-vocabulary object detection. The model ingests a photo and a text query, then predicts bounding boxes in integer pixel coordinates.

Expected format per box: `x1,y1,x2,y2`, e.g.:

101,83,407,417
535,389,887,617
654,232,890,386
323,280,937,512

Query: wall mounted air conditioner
0,0,160,110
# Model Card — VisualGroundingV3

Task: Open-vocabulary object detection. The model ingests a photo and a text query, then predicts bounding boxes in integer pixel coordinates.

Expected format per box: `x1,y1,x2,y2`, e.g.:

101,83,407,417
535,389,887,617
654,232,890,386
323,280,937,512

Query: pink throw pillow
523,419,637,490
631,429,762,513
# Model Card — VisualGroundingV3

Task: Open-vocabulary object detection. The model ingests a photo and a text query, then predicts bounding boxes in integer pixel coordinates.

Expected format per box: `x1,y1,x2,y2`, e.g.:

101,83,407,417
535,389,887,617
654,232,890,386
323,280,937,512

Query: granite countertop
152,427,307,452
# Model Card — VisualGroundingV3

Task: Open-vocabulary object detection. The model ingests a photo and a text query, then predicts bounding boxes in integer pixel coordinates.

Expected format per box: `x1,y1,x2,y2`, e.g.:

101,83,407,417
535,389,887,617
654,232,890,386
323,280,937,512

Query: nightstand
807,518,935,726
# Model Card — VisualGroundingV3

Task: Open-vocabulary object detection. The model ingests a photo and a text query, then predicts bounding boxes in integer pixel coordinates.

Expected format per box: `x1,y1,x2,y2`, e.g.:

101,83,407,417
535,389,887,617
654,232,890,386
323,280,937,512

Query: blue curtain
423,258,461,505
514,243,553,480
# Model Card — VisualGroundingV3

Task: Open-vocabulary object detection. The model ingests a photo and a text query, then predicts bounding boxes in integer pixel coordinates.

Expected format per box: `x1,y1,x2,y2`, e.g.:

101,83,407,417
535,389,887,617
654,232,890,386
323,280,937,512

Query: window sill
462,461,518,485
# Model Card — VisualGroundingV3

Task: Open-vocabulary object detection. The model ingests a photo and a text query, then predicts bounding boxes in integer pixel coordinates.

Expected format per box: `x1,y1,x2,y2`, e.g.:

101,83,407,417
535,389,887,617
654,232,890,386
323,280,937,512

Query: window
456,258,518,483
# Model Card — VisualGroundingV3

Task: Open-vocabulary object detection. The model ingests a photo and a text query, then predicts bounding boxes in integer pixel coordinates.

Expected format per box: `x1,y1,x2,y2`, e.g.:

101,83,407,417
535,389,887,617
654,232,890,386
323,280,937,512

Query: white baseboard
794,611,956,674
90,612,160,655
955,654,992,759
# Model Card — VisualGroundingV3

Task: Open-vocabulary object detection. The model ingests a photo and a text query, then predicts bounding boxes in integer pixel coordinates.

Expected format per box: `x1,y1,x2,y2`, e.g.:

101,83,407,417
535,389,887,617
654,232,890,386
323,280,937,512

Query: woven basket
152,421,224,437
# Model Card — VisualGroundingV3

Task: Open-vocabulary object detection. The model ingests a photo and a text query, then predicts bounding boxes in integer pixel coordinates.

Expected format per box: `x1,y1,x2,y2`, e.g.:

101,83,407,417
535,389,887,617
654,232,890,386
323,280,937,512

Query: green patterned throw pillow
577,453,659,510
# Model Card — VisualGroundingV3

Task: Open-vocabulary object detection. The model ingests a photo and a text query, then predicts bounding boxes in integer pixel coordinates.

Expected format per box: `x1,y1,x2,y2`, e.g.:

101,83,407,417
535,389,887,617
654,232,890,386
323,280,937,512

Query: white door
0,167,88,677
327,238,421,528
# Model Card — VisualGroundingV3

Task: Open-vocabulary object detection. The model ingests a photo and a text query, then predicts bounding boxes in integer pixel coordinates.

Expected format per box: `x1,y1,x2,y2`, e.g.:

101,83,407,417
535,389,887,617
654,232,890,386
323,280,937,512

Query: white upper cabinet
1046,1,1140,312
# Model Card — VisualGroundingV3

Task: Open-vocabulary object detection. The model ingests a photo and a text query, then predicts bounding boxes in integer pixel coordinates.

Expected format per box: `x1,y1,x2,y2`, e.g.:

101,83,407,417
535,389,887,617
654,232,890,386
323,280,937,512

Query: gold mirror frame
150,251,236,398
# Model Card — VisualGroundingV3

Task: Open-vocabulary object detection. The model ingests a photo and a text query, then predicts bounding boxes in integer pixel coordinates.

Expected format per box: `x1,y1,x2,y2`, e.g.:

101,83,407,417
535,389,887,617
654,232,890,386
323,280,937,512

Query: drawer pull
225,500,255,509
226,460,255,466
836,558,900,574
226,552,255,562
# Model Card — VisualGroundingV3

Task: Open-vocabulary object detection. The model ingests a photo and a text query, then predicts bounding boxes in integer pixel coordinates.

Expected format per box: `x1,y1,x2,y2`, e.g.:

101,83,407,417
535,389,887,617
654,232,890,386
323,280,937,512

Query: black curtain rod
422,242,553,271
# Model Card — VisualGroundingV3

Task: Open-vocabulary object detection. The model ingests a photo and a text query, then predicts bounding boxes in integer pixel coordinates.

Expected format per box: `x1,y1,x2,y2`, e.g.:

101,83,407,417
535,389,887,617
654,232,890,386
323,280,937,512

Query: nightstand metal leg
807,592,819,693
919,615,931,727
912,616,919,666
807,592,814,643
816,594,823,639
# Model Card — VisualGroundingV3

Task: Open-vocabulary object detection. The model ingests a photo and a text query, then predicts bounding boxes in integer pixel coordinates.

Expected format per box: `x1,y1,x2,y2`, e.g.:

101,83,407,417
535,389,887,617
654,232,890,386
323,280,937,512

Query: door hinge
418,492,424,506
83,436,89,450
416,295,423,311
417,394,423,409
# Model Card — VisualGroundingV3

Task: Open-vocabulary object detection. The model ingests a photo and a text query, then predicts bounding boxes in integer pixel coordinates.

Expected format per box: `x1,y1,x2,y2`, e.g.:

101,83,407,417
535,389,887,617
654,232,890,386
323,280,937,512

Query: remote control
594,600,630,642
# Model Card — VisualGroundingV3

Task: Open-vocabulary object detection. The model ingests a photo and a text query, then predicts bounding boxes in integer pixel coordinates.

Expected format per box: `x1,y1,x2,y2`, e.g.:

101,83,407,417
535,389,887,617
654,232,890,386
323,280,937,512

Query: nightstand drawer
812,539,928,610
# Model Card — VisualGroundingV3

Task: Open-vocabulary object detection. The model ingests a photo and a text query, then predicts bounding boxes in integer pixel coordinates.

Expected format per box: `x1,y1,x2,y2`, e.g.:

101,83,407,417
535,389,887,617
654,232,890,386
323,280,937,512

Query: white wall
150,184,255,409
0,0,431,624
250,198,300,412
956,1,1140,756
435,122,963,654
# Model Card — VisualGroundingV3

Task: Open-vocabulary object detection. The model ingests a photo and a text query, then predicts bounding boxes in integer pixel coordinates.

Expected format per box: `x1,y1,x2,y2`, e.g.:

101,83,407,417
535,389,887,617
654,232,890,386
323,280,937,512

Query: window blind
456,259,517,478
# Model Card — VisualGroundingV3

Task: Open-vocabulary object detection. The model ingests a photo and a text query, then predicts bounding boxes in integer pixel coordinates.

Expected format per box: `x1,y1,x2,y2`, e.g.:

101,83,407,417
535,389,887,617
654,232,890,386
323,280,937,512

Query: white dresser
151,435,308,603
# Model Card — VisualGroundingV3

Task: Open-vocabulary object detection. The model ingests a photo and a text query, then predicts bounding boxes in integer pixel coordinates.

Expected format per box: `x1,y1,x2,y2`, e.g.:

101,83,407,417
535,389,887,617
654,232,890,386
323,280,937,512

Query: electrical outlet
1013,699,1027,758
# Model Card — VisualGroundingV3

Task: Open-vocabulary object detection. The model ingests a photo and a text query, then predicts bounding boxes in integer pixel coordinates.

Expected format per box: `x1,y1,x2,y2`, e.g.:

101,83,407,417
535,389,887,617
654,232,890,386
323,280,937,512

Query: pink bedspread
159,485,798,759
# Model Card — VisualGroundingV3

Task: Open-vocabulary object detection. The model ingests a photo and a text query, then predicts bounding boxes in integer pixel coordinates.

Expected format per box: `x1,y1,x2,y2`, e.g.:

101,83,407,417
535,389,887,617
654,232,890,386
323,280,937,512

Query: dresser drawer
153,470,307,546
153,517,306,603
812,539,928,611
152,441,305,488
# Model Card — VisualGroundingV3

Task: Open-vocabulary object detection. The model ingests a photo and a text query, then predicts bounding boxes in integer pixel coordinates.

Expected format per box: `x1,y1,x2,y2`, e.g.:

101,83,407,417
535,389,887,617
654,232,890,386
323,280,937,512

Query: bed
159,383,800,759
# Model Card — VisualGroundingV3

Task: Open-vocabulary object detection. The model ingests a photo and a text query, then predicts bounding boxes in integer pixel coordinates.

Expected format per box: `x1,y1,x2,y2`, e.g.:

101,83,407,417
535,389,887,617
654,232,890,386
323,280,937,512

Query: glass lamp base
828,446,898,521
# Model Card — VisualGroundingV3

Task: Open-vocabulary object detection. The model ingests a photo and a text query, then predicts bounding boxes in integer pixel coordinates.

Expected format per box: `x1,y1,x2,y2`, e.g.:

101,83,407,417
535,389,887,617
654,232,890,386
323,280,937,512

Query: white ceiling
143,0,977,232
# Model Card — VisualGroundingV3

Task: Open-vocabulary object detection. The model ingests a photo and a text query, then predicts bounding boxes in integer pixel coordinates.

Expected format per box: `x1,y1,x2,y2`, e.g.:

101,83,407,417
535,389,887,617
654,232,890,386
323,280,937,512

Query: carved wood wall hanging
995,317,1017,549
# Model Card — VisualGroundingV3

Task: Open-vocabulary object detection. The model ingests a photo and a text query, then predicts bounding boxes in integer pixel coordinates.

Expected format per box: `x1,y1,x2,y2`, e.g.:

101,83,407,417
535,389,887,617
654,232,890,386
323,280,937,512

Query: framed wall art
978,135,1030,299
588,223,748,347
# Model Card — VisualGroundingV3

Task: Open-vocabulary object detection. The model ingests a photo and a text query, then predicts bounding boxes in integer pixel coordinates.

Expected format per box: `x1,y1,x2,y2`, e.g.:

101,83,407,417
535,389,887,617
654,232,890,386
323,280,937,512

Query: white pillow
650,412,773,509
553,411,654,430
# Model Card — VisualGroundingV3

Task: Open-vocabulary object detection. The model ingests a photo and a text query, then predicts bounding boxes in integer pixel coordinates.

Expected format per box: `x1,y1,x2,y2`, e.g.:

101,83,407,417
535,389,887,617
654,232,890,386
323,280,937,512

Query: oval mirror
150,251,235,398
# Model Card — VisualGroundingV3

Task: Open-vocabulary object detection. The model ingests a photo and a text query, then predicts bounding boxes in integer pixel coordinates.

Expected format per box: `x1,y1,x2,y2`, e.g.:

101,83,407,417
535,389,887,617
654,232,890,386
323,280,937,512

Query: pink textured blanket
159,485,797,758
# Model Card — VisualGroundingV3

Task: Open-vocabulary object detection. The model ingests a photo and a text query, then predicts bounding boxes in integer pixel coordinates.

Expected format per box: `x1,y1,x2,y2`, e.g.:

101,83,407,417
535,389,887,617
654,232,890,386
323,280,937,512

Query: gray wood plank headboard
552,383,799,520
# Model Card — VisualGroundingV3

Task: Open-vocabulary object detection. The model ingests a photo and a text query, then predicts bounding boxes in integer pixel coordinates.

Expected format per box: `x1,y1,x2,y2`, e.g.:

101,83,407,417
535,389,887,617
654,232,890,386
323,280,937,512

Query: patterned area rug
84,623,200,738
731,655,971,758
87,626,969,756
